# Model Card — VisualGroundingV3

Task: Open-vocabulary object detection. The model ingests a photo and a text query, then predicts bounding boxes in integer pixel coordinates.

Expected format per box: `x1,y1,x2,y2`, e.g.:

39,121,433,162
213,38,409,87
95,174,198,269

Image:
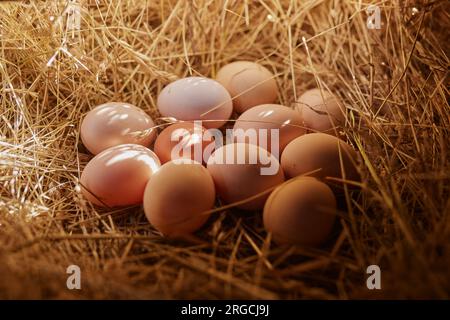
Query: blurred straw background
0,0,449,299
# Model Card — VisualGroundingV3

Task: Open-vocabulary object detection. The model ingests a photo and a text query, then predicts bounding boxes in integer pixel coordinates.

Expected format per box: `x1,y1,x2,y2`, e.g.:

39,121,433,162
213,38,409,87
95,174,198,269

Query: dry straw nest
0,0,449,299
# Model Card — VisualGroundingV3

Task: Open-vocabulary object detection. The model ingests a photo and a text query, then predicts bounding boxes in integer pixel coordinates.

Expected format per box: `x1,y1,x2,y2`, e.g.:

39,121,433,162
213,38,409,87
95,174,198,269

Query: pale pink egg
81,102,156,155
80,144,160,207
154,122,210,164
157,77,233,129
295,88,346,133
233,104,305,155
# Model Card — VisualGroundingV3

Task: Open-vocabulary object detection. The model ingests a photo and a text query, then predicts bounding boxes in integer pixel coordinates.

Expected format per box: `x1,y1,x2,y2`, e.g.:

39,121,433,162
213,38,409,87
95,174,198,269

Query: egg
263,177,337,246
281,133,360,187
233,104,305,155
80,144,160,207
143,160,215,236
207,143,285,210
157,77,233,129
81,102,156,155
154,122,212,164
216,61,278,113
295,88,345,133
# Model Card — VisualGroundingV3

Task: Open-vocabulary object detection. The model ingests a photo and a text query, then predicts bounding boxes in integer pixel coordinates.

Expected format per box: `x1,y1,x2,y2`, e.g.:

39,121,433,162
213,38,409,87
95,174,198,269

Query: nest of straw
0,0,449,299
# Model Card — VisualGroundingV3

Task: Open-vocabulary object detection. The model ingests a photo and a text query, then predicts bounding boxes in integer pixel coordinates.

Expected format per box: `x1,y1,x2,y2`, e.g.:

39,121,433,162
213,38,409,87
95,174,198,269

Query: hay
0,0,449,299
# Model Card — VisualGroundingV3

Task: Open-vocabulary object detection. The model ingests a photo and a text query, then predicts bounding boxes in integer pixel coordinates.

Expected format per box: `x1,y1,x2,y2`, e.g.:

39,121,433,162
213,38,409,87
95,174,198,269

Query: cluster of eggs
80,61,359,247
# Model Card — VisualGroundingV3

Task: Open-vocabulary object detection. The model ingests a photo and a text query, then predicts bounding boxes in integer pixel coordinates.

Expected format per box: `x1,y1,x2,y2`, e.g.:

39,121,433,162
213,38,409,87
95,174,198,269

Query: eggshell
81,102,156,155
80,144,160,207
263,177,337,246
295,88,345,133
154,122,212,164
281,133,360,187
157,77,233,129
233,104,305,154
143,160,215,236
207,143,285,210
216,61,278,113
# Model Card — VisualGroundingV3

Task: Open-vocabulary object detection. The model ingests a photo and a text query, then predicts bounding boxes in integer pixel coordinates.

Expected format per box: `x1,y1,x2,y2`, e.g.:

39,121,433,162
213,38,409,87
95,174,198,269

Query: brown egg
157,77,233,129
81,102,156,155
263,177,337,246
233,104,305,155
216,61,278,113
80,144,160,207
207,143,285,210
296,88,345,133
281,133,360,187
143,160,215,236
154,122,213,164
